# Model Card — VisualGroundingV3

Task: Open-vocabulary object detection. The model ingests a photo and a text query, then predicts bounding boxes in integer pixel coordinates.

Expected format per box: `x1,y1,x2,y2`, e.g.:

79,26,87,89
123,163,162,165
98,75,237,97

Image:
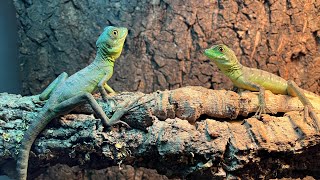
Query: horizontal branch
0,86,320,179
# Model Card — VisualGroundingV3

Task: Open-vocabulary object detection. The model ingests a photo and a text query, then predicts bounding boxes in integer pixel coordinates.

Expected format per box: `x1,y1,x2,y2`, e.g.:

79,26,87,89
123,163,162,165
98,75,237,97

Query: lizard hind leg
39,72,69,101
52,92,113,127
287,80,320,131
53,92,130,128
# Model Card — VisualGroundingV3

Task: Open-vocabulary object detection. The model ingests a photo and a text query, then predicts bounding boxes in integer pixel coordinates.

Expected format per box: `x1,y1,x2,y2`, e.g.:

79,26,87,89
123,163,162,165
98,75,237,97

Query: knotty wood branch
1,86,320,179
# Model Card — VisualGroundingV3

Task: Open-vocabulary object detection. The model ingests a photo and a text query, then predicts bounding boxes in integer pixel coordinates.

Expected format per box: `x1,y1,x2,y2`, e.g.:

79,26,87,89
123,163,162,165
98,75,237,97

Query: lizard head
204,44,239,68
96,26,128,59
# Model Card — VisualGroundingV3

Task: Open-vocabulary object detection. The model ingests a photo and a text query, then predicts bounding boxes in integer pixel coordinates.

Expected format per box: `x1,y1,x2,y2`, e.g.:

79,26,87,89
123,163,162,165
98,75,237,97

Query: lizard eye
112,30,118,36
218,47,224,52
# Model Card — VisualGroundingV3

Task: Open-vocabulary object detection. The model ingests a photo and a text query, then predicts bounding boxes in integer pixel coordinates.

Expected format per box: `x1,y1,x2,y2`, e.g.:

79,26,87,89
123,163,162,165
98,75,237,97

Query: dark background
0,0,21,94
10,0,320,96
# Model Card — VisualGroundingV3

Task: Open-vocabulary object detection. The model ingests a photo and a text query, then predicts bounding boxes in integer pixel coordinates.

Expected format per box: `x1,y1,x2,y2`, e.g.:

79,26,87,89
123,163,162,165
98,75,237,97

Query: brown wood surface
1,86,320,179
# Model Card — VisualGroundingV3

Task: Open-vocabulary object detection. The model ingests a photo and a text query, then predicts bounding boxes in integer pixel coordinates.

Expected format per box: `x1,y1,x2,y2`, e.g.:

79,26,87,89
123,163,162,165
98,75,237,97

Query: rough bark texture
13,0,320,95
34,164,176,180
9,0,320,179
1,87,320,179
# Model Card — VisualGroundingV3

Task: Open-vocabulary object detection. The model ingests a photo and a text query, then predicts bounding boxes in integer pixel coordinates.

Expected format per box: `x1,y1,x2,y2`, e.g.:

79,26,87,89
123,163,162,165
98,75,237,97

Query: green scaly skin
204,44,320,128
17,26,144,180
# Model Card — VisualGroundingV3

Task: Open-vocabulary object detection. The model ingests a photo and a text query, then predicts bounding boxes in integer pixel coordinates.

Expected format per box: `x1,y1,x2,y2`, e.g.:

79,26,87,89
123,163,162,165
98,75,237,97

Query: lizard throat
220,63,243,80
94,49,115,67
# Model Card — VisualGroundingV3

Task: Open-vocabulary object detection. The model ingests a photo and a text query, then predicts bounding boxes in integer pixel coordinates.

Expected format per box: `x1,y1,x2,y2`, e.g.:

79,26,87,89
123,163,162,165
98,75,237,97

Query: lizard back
239,66,288,95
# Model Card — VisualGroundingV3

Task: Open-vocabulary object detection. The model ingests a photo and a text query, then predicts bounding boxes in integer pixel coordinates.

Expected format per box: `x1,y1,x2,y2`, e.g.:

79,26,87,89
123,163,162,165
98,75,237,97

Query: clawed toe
105,95,154,129
111,120,131,128
126,96,154,111
114,95,152,112
253,112,261,119
253,105,266,119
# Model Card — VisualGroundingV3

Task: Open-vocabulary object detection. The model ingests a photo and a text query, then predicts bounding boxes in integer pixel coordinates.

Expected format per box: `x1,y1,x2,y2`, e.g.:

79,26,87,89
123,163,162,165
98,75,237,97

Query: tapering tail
17,109,56,180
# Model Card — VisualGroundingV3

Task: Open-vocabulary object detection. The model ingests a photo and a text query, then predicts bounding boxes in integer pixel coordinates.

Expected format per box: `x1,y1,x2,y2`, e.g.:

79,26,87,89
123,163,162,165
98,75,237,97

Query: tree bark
0,86,320,179
13,0,320,96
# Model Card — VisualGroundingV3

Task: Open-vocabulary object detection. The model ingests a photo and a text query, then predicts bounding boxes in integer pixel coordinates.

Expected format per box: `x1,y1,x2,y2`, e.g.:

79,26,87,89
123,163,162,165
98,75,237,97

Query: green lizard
204,44,320,128
17,26,144,180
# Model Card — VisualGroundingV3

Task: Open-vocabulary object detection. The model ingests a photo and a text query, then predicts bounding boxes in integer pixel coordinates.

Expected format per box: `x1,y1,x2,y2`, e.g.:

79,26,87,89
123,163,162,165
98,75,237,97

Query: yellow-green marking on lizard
204,44,320,129
16,26,146,180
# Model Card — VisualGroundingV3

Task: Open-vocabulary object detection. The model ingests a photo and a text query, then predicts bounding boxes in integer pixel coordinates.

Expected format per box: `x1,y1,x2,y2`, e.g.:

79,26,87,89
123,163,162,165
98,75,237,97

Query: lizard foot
108,95,154,128
108,119,131,128
253,101,275,119
102,93,118,102
253,104,266,119
108,92,118,97
302,105,320,131
101,94,118,105
107,104,133,128
100,90,117,102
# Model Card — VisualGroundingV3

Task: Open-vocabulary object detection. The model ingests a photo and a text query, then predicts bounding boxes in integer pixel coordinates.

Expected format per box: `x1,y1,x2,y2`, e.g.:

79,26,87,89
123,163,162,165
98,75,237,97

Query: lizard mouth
204,49,219,60
120,29,128,39
204,49,211,57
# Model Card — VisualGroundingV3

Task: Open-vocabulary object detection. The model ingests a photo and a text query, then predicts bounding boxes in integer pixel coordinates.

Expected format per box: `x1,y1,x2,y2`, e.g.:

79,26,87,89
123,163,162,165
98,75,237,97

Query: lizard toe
111,120,131,128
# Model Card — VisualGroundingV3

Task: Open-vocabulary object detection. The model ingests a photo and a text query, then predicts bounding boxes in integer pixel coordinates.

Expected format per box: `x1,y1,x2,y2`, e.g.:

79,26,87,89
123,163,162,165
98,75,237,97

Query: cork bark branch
1,86,320,179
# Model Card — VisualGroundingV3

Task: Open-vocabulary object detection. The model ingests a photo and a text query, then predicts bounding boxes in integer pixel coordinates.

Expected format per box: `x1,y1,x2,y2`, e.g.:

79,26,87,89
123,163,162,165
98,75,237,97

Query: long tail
17,108,56,180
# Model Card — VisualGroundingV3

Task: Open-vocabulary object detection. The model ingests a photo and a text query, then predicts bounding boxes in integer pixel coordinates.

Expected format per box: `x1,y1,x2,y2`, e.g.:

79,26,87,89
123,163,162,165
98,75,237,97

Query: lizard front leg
250,83,266,119
104,83,116,95
98,73,114,102
287,80,320,131
39,72,68,101
238,78,267,119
